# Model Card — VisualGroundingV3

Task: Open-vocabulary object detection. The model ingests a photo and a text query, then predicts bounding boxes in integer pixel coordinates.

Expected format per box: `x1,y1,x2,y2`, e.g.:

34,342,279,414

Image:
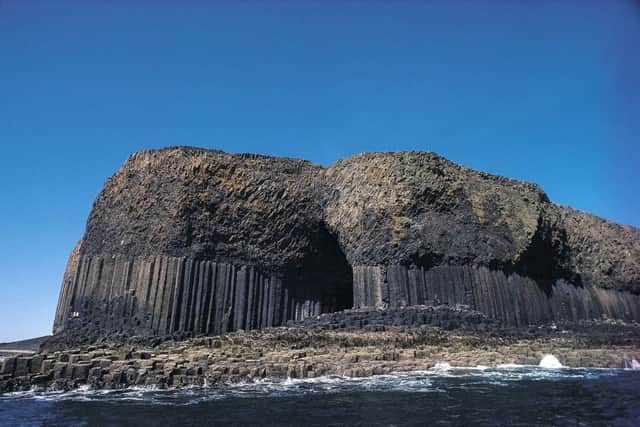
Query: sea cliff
54,147,640,338
2,146,638,393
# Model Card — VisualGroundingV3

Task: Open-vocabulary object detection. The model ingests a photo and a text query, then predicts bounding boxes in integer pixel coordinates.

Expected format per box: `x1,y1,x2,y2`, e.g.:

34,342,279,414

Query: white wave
430,362,452,371
623,358,640,370
539,354,564,369
1,365,631,405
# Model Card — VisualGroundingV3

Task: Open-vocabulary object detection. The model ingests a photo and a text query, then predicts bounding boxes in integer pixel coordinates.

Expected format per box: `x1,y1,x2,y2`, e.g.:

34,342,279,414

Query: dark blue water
1,365,639,426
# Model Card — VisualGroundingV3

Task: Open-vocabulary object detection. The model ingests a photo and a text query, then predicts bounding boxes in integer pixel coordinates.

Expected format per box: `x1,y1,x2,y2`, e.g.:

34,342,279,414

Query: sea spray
430,362,452,371
539,354,563,369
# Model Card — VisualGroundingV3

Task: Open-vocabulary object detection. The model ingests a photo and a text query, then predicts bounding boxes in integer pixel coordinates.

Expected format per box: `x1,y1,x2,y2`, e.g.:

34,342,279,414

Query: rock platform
3,306,639,393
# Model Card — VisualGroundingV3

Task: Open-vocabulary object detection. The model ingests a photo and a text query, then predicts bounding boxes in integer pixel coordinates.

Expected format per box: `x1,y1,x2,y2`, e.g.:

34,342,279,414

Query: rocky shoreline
2,306,639,394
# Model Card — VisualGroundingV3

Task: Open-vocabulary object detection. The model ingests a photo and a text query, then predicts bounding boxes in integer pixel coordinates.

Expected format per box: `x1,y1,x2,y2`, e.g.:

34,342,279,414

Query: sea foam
539,354,563,369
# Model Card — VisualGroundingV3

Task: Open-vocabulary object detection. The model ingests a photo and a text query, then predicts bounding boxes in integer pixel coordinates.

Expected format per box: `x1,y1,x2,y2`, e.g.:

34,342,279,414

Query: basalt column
352,265,640,325
53,193,354,337
54,253,352,337
54,147,640,338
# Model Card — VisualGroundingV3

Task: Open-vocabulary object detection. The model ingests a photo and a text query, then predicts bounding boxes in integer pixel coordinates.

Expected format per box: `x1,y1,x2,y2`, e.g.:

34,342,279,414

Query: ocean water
1,365,639,426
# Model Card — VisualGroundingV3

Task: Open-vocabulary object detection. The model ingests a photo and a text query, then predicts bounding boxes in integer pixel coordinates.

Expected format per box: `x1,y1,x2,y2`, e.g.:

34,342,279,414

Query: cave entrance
513,221,582,295
282,225,353,316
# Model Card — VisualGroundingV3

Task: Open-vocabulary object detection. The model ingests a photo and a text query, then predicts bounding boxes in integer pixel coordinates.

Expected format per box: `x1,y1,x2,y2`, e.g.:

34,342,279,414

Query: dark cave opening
407,249,444,271
513,221,581,295
282,225,353,314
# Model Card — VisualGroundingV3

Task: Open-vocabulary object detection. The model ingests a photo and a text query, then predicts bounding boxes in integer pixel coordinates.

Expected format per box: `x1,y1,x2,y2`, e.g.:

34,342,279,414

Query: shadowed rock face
53,147,639,337
81,148,328,267
325,152,562,276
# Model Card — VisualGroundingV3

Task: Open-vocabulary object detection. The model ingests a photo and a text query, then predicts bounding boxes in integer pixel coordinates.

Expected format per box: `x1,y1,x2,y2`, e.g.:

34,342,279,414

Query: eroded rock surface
53,147,639,337
3,307,640,393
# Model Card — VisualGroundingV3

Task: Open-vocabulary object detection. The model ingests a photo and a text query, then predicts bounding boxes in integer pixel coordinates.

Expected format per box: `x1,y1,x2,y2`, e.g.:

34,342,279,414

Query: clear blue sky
0,1,638,342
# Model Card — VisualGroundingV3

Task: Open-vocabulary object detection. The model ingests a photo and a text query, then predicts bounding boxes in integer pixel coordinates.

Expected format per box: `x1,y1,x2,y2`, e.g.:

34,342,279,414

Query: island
1,147,638,392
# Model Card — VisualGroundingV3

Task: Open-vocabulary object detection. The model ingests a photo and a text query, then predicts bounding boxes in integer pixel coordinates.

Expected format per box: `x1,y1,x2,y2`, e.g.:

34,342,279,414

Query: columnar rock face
54,148,352,336
352,265,640,326
54,147,640,337
55,256,328,337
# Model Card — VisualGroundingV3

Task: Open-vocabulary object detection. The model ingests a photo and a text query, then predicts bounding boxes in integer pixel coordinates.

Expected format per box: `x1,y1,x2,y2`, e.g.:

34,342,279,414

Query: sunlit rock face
53,147,640,337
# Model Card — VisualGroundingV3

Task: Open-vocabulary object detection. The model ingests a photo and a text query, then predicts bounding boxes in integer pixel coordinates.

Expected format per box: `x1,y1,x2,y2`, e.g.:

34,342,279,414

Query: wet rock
41,359,54,373
10,318,630,394
32,373,52,384
29,355,44,374
13,357,29,377
0,357,16,375
71,363,91,380
53,362,68,380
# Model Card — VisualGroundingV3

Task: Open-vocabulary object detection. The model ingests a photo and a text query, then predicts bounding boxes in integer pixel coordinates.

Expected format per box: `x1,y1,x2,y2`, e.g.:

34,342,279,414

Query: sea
1,361,639,426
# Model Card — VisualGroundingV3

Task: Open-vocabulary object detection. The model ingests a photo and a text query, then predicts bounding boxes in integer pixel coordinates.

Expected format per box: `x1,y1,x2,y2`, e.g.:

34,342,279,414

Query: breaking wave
0,365,625,406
